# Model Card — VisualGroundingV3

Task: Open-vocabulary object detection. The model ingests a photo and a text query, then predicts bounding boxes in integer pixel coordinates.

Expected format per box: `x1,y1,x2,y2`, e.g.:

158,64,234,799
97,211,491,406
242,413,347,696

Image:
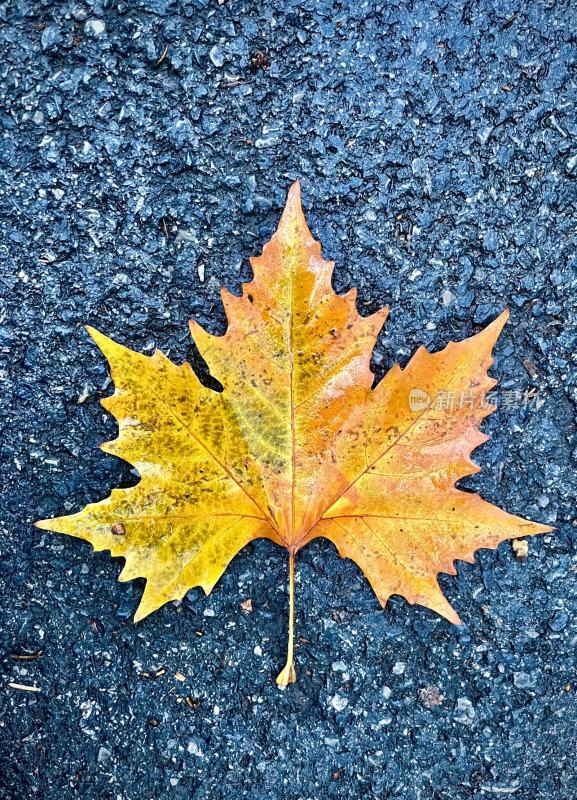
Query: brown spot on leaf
111,523,126,536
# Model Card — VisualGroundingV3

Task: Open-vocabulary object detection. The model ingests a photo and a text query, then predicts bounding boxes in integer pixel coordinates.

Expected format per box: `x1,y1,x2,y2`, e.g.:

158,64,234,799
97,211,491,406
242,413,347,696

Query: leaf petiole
276,552,297,687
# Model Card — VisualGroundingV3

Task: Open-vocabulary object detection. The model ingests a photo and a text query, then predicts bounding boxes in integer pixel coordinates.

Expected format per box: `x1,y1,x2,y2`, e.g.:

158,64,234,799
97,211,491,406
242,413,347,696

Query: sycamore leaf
36,182,552,686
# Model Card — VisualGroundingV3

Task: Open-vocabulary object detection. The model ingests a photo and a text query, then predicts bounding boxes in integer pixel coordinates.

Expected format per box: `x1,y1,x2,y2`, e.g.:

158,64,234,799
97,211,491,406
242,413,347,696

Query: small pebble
549,611,569,632
513,671,537,689
85,19,106,36
41,25,61,50
454,697,475,725
482,230,498,252
209,46,225,67
329,695,349,712
566,154,577,174
512,539,529,560
97,746,111,764
442,289,455,307
418,685,444,708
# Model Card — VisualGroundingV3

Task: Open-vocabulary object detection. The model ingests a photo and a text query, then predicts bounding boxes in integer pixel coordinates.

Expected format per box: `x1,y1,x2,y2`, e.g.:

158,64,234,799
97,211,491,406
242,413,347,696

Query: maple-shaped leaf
36,182,552,686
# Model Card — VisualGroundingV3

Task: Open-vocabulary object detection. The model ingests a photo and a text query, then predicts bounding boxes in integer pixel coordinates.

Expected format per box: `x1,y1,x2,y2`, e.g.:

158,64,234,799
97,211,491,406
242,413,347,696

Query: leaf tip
485,308,510,339
423,588,463,626
529,522,555,536
446,608,463,626
33,518,54,531
277,179,311,241
466,308,510,357
85,324,108,344
133,605,150,624
85,324,113,353
287,177,302,199
285,179,303,214
369,303,390,332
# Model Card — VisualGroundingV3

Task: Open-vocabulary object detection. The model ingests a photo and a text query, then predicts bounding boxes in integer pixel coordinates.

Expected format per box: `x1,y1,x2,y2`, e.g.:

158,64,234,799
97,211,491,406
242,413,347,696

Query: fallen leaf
522,357,538,378
240,599,253,614
36,182,552,685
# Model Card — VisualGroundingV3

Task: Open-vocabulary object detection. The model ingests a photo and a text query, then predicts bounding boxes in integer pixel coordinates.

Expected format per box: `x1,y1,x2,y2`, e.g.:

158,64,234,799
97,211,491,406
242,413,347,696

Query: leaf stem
276,552,297,686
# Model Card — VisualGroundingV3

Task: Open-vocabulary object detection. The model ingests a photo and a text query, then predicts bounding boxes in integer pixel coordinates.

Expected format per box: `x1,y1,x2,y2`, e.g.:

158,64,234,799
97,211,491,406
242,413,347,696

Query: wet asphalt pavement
1,1,576,798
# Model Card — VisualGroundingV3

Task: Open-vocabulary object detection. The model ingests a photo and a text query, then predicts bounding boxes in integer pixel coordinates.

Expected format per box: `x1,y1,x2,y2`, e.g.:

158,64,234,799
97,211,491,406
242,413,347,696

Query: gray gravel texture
1,0,577,798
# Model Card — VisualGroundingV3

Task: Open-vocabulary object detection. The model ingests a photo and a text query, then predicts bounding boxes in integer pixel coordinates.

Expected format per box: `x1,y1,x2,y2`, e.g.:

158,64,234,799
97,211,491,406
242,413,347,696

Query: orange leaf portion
37,181,551,662
311,313,553,623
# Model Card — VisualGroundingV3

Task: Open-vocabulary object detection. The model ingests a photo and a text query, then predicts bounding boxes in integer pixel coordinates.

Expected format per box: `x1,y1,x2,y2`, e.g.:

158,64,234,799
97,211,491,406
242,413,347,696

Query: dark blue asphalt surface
1,1,576,798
